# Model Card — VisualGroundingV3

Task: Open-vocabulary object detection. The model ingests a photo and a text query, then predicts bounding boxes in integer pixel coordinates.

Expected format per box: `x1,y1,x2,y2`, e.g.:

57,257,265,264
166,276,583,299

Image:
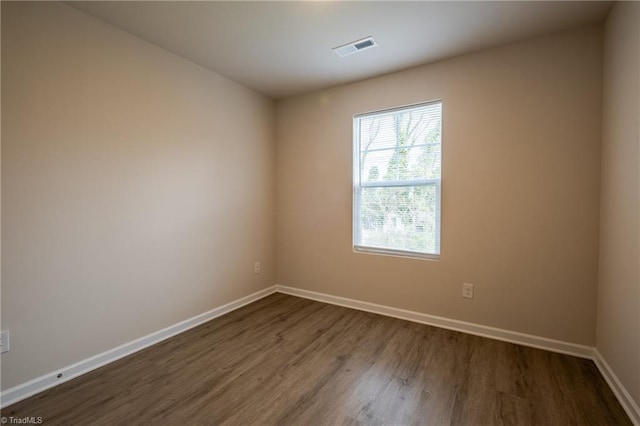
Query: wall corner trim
593,349,640,425
0,286,278,408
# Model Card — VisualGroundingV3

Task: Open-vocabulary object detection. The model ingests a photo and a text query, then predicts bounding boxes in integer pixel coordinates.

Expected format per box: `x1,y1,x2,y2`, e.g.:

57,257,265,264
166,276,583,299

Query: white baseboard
0,286,277,408
3,283,638,426
275,285,594,358
593,349,640,426
276,284,640,425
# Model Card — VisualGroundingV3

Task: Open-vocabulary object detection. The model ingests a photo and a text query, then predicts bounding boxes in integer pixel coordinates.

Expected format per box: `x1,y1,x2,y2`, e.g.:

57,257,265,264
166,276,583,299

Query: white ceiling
68,1,613,99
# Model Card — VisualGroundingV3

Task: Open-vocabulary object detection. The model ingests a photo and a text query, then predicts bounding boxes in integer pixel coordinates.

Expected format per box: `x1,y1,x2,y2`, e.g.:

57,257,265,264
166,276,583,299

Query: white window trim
352,100,442,260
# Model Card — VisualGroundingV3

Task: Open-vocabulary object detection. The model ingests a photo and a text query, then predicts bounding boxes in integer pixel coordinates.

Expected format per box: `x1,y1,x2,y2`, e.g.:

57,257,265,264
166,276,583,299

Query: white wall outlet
254,261,261,274
462,283,474,299
0,330,10,353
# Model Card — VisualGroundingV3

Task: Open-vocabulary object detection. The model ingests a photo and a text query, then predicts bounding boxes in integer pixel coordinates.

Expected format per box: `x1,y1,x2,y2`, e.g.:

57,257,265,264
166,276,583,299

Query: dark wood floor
2,293,631,425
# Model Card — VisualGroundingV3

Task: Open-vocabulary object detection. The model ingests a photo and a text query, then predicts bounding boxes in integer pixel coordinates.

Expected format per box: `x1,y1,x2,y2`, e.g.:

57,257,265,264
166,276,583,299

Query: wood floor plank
2,294,632,425
492,391,534,426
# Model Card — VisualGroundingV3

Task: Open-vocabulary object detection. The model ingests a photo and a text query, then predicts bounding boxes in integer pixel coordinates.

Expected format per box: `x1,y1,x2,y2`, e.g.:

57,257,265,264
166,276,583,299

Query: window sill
353,246,440,261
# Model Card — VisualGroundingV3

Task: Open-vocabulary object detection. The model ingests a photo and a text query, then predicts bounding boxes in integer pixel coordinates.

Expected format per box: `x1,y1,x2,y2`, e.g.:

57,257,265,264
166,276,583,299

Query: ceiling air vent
333,36,377,57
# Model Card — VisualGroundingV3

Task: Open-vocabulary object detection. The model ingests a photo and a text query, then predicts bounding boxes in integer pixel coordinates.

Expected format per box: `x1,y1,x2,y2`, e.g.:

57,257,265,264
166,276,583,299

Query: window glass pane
354,101,442,257
361,144,441,183
359,103,441,152
359,185,438,254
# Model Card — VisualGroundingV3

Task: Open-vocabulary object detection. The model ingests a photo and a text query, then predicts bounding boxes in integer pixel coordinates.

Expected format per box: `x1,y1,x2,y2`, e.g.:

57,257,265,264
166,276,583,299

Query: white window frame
352,100,442,260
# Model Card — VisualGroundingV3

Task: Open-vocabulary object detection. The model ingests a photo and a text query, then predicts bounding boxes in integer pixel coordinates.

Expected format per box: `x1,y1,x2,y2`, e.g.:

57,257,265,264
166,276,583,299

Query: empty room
1,1,638,424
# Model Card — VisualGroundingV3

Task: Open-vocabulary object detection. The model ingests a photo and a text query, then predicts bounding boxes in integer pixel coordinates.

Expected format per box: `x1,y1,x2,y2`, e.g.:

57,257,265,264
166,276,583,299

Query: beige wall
3,0,631,403
598,1,640,407
276,26,603,345
1,2,275,389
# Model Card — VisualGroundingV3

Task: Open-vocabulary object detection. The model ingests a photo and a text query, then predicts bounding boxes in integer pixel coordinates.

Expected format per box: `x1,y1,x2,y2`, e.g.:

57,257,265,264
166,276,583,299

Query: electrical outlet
0,330,10,353
462,283,474,299
254,262,261,274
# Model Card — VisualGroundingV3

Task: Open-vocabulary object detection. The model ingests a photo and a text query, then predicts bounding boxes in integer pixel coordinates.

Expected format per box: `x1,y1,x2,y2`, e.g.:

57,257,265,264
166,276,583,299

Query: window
353,101,442,259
